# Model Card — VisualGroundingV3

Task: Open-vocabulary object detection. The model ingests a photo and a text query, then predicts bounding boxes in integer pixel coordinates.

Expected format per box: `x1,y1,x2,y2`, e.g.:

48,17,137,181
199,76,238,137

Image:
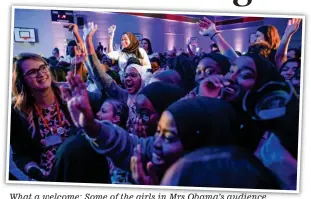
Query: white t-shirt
108,47,151,78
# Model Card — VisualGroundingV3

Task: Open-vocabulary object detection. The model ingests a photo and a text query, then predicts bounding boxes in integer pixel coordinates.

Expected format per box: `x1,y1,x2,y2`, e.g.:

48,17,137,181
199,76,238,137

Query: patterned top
35,101,71,176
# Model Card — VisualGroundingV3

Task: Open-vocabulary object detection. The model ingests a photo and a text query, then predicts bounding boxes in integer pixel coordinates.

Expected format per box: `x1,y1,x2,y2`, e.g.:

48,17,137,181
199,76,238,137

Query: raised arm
65,24,88,81
275,18,302,70
108,25,116,53
84,22,127,101
61,72,153,171
68,24,84,45
199,17,239,64
84,22,110,72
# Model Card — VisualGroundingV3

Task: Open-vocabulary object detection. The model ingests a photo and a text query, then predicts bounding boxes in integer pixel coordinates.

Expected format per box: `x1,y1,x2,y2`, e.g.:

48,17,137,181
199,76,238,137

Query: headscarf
161,146,280,189
166,97,239,152
235,54,297,157
244,53,284,89
139,82,186,114
153,69,182,88
125,63,144,78
122,32,143,59
125,63,145,126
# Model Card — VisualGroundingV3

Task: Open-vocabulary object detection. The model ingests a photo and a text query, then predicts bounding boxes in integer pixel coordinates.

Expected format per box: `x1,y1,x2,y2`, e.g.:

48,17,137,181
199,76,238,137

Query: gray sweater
88,54,128,104
85,121,154,172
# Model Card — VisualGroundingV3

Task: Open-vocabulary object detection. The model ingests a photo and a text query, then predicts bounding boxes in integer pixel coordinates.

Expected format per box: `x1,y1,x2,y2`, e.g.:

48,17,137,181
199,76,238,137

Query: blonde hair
12,53,53,137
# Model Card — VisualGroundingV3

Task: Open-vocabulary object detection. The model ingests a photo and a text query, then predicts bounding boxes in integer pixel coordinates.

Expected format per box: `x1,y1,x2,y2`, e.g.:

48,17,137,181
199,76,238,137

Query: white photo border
6,5,306,194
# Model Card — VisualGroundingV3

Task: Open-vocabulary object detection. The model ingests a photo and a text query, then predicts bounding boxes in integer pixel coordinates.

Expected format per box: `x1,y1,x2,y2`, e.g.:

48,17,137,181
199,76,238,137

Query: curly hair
257,25,280,50
247,41,272,59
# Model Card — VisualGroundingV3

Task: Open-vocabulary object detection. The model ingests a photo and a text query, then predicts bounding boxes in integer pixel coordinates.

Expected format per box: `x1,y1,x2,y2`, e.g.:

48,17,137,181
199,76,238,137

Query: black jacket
10,86,104,174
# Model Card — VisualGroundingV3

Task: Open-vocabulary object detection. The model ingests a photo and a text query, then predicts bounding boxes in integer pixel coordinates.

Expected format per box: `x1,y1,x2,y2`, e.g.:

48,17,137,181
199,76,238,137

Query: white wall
72,11,207,53
13,8,302,58
13,9,207,57
14,9,74,57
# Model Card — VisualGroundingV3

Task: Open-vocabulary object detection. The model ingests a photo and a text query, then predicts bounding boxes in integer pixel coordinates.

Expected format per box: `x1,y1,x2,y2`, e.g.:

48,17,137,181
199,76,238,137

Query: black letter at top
233,0,252,7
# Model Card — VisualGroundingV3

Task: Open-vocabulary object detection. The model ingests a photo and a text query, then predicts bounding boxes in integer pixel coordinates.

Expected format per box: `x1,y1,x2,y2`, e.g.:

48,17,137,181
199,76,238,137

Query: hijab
139,82,186,115
152,69,182,88
167,97,240,152
161,146,280,189
244,53,284,89
122,32,143,59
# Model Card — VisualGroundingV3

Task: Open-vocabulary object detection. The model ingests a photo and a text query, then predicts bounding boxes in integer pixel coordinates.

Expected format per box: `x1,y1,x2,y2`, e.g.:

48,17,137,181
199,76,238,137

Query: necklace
34,96,66,135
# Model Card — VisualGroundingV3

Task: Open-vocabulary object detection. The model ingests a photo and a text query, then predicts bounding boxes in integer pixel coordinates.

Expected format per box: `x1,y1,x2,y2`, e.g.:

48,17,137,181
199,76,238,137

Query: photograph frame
7,5,305,194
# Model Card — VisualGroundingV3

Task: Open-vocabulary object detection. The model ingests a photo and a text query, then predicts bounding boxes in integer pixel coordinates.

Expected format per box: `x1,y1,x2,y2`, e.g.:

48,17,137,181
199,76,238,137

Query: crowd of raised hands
10,15,301,188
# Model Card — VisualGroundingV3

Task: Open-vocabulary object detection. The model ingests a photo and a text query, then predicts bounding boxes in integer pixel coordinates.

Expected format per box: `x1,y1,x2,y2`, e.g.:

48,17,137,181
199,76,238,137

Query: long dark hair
141,38,153,55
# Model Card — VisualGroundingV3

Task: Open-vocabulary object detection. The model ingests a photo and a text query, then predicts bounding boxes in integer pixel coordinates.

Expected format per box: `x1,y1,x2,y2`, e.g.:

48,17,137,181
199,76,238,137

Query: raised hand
198,75,225,98
108,25,117,38
73,44,87,66
64,23,79,34
284,18,302,37
83,22,98,40
198,17,217,37
60,72,94,128
131,145,158,185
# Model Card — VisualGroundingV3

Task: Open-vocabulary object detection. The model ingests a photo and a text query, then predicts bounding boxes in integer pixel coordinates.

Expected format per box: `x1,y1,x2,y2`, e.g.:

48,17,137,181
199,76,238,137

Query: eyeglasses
23,64,50,78
123,72,139,79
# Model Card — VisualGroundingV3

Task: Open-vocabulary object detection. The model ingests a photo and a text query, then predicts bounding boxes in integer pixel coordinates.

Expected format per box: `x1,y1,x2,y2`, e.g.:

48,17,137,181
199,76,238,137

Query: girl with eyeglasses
10,53,110,183
85,22,146,131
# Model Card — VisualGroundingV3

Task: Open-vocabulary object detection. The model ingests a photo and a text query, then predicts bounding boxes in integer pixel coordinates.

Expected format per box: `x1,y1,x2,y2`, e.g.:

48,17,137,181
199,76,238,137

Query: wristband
211,32,220,40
